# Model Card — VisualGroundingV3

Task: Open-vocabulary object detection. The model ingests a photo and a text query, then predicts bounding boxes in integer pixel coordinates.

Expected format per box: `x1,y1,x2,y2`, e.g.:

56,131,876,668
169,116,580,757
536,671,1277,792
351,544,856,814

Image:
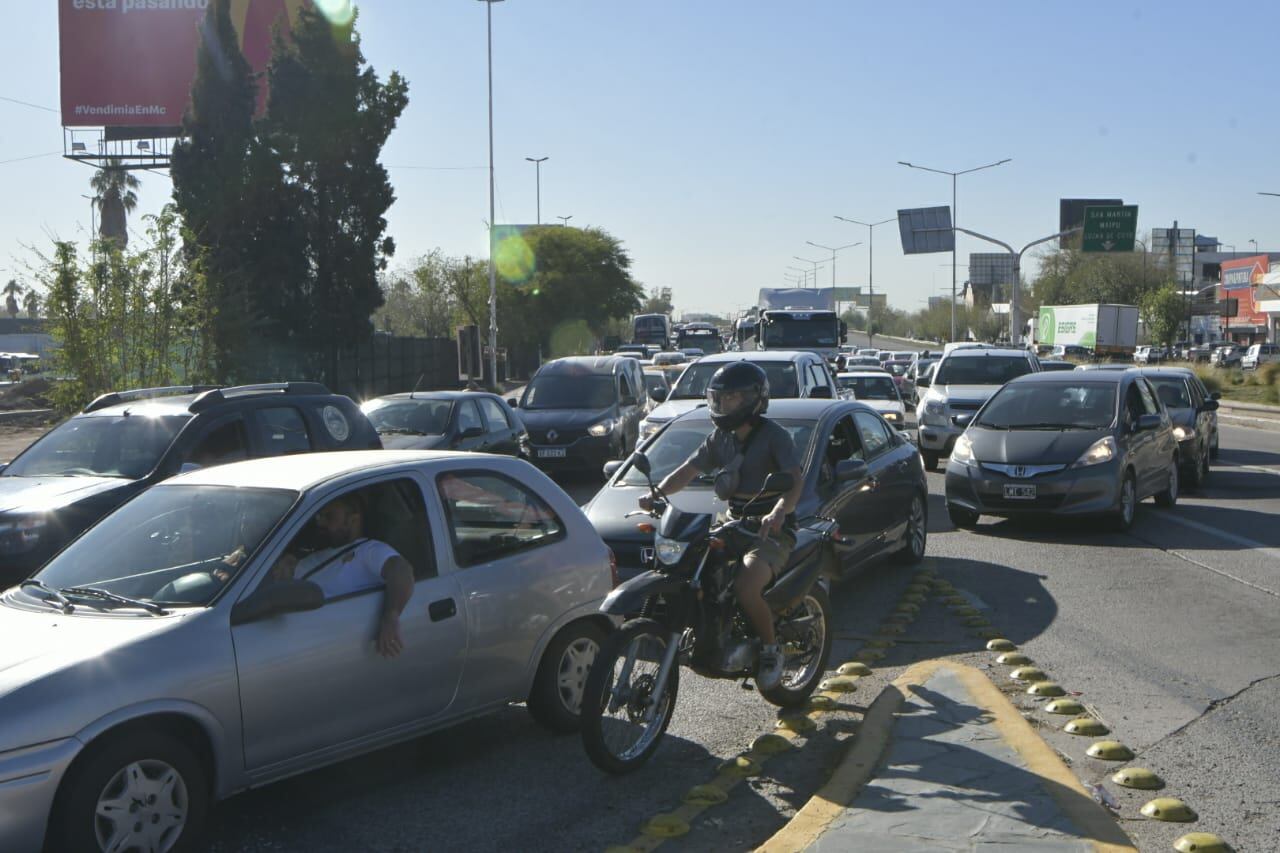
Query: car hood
378,433,450,450
967,427,1109,466
935,384,1002,405
643,399,704,423
519,408,614,430
0,475,130,513
584,482,724,548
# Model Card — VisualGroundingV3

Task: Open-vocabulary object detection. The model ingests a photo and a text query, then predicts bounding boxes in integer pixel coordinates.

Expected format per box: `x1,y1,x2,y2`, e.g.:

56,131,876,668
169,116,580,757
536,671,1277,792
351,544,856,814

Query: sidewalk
759,660,1135,853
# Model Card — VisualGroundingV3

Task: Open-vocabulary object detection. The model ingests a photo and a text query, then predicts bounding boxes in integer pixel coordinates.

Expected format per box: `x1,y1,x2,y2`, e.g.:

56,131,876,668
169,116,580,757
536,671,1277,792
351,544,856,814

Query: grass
1194,364,1280,406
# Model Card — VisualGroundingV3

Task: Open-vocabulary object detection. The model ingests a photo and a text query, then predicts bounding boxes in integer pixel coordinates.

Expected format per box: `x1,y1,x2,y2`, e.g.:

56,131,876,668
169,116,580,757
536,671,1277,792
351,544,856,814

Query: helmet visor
706,387,755,418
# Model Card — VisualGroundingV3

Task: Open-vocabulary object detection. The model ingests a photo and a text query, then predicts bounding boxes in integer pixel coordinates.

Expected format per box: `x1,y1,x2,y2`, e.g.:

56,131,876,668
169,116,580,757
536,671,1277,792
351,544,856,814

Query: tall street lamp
478,0,504,387
556,214,573,227
835,215,895,346
786,265,810,288
1250,238,1259,255
525,156,548,225
792,256,827,289
805,240,861,288
898,157,1011,341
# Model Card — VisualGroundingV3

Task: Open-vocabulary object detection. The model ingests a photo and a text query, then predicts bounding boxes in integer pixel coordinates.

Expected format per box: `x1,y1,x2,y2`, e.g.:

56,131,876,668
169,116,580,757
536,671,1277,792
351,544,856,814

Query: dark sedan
1130,367,1219,488
945,371,1179,531
360,391,527,456
583,398,928,583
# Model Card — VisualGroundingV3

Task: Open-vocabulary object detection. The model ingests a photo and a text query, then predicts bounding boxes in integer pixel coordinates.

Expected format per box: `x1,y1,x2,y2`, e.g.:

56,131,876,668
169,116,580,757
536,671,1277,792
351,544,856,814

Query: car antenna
409,374,425,400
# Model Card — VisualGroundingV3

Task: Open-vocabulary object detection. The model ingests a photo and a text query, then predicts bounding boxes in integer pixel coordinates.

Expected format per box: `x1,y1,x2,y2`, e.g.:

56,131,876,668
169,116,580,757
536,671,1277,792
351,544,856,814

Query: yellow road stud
1045,698,1085,715
894,601,920,613
1086,740,1134,761
821,676,860,692
1027,681,1066,697
642,813,691,838
943,594,967,605
885,611,915,624
997,652,1031,666
952,605,979,617
855,649,886,663
776,715,816,733
683,784,730,805
1174,832,1229,852
1111,767,1165,790
1064,717,1109,736
718,755,762,777
1141,798,1197,822
807,695,837,711
837,661,872,676
878,624,906,635
985,638,1016,652
751,733,793,755
1010,666,1048,682
902,592,926,604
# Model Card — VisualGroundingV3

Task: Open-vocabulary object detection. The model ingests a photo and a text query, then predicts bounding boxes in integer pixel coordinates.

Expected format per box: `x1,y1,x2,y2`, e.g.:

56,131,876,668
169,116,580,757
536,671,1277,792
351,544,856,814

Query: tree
1031,242,1163,308
3,280,19,319
642,286,673,315
22,289,38,319
90,161,141,247
1141,285,1185,347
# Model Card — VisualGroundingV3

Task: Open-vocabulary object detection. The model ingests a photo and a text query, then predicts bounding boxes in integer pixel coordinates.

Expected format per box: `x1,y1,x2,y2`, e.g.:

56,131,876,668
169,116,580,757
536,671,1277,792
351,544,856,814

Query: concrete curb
0,409,53,423
1218,400,1280,416
756,659,1136,853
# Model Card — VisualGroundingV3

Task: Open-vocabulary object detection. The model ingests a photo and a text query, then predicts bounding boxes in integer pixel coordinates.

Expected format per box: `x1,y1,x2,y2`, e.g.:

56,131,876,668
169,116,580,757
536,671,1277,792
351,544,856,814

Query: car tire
1155,458,1179,508
1210,435,1219,460
1111,471,1138,531
892,493,928,564
528,619,608,734
947,503,979,529
49,728,210,853
921,450,939,472
1199,450,1210,484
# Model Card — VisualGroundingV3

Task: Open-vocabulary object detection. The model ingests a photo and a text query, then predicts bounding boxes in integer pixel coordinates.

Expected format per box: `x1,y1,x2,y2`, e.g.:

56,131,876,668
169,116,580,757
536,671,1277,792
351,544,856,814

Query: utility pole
525,156,548,224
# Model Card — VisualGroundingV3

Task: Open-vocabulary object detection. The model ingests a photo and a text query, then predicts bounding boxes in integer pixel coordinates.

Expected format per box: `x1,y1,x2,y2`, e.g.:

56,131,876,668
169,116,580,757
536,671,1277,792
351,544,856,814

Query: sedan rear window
5,414,188,479
362,399,453,435
935,355,1033,386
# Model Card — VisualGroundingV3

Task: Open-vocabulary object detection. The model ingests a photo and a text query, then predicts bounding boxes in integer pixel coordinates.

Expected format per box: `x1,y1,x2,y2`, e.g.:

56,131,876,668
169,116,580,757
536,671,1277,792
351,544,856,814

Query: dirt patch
0,377,55,413
0,425,51,462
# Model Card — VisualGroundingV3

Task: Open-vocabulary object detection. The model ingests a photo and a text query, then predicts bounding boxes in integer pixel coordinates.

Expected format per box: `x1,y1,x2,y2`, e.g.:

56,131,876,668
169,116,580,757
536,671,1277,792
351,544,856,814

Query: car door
618,369,642,448
476,395,517,455
432,467,575,711
231,476,468,773
453,398,488,452
852,411,908,556
814,415,879,563
1138,377,1176,484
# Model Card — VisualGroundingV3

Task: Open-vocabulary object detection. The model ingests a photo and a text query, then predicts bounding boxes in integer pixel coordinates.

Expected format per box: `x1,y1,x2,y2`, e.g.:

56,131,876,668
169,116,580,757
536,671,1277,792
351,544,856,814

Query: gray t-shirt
687,418,800,517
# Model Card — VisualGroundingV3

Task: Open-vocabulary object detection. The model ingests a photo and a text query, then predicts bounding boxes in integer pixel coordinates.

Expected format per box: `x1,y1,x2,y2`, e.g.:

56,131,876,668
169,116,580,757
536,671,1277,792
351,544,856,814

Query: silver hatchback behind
0,450,615,852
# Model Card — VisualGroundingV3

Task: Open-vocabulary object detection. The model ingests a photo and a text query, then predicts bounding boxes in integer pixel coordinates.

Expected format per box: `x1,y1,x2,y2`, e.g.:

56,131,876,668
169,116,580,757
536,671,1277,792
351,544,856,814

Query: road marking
1134,514,1280,597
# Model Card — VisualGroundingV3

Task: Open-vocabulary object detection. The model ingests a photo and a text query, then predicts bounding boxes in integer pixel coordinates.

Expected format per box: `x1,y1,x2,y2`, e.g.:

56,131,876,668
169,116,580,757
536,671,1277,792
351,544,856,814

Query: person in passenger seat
272,492,414,658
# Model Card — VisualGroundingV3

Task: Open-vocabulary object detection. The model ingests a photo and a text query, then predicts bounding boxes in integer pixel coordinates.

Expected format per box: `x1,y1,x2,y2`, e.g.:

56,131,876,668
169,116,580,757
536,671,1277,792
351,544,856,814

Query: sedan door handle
429,598,457,622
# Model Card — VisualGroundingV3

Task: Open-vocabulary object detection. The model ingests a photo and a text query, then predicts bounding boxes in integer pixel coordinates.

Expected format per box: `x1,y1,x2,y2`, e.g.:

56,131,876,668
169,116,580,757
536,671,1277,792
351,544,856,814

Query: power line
0,95,58,114
0,150,63,166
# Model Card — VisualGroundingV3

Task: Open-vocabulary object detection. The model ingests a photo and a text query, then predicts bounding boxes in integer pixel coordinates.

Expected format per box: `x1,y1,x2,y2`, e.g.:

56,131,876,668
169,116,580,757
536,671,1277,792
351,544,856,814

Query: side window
1186,379,1203,409
436,471,565,567
477,397,511,433
619,372,636,404
1124,383,1147,422
187,418,250,468
257,407,311,456
1137,379,1160,414
853,412,891,459
268,478,435,598
456,400,483,434
824,416,864,470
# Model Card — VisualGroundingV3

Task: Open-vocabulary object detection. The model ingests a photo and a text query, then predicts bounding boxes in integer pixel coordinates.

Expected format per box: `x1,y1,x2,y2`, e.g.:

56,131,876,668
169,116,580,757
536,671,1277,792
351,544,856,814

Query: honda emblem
1013,466,1027,478
546,429,559,443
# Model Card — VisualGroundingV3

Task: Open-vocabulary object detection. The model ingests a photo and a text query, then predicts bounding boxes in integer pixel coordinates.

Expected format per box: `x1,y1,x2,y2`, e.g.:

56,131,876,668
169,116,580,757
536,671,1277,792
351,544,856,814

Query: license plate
1003,484,1036,500
537,448,567,459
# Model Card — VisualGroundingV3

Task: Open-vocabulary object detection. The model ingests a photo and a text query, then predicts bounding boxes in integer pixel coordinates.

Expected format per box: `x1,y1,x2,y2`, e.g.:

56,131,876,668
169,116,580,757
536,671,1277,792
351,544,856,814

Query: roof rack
188,381,332,414
83,385,224,413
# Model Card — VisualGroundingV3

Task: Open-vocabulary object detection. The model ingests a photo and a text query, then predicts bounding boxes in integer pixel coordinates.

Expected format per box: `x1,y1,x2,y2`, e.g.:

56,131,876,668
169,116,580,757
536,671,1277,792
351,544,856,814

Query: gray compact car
0,451,614,852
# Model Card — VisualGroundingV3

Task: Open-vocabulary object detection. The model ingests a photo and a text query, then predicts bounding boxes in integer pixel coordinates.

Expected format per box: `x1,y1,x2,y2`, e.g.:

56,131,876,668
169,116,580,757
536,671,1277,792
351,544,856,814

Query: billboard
59,0,308,129
897,206,954,255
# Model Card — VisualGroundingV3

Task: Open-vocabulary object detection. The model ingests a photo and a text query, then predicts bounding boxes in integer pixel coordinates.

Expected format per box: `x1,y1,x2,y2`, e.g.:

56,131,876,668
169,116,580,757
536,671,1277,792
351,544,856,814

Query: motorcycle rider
638,361,804,689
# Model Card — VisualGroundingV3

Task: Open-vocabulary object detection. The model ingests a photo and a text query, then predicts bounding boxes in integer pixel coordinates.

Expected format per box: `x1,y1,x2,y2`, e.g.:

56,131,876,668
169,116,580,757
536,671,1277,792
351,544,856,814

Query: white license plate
1003,484,1036,500
537,448,567,459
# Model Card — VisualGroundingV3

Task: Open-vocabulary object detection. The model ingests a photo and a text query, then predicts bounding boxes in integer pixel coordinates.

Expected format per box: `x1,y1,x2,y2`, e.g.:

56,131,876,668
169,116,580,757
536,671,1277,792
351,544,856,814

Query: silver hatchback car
0,450,614,852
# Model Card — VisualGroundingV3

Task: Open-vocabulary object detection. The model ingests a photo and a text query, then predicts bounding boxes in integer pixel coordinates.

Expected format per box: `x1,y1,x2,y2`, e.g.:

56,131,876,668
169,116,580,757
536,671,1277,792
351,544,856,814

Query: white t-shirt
296,539,401,598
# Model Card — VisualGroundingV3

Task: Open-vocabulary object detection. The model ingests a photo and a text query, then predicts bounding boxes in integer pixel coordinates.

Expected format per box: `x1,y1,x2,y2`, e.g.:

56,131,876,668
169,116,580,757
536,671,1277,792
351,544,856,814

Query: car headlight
640,419,665,438
0,514,49,553
588,419,618,437
654,535,688,566
1172,425,1191,442
1073,436,1117,468
950,433,975,465
883,411,901,422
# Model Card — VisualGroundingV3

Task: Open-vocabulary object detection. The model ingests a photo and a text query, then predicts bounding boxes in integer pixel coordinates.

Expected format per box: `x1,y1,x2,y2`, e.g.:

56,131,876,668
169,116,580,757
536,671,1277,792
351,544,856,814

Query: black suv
0,382,380,587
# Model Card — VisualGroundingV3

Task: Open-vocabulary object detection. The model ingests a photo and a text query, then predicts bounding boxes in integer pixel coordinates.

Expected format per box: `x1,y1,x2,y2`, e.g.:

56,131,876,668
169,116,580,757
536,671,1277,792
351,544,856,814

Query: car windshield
28,485,297,608
761,318,838,347
670,361,800,400
677,331,723,353
4,414,188,479
1149,378,1192,410
361,398,452,434
840,375,900,400
621,418,814,487
523,374,616,409
977,383,1117,430
935,355,1034,386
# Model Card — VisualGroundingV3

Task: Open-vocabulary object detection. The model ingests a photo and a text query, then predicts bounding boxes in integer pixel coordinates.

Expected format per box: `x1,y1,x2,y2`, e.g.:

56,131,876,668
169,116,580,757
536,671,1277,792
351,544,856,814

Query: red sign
1219,255,1269,328
59,0,307,128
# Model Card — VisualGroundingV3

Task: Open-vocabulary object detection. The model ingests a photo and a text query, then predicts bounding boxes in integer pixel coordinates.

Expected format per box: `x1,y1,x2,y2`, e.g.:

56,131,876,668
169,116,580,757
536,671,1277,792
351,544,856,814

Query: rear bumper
944,459,1122,517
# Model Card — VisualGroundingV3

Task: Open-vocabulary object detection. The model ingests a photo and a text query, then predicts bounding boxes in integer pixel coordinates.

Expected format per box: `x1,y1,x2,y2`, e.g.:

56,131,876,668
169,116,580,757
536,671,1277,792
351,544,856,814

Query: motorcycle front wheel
581,618,679,774
760,585,833,708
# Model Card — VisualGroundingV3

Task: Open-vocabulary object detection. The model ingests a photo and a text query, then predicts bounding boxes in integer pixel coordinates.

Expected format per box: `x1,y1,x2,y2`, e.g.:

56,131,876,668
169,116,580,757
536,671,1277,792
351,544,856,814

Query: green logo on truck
1038,308,1055,344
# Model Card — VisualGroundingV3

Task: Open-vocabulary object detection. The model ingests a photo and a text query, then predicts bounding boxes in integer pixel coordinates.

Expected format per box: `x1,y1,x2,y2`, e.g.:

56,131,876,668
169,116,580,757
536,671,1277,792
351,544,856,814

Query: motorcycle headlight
588,419,617,437
950,433,975,465
654,535,688,566
1172,425,1191,442
1073,436,1117,468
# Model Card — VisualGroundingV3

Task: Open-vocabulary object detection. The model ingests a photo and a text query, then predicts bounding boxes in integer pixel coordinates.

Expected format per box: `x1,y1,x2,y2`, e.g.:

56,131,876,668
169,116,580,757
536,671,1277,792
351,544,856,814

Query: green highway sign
1081,205,1138,252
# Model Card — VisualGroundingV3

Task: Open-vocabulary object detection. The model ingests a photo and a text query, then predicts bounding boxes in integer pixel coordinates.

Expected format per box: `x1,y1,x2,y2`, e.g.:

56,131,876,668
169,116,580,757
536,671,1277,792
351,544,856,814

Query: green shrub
1263,362,1280,386
1194,367,1221,394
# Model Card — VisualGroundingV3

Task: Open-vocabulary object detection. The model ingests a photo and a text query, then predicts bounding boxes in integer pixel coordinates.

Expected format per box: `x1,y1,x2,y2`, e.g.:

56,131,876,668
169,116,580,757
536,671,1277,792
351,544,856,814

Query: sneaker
757,643,785,690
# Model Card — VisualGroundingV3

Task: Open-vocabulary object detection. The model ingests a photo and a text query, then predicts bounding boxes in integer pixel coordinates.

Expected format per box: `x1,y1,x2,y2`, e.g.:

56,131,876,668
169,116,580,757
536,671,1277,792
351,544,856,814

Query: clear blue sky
4,0,1279,317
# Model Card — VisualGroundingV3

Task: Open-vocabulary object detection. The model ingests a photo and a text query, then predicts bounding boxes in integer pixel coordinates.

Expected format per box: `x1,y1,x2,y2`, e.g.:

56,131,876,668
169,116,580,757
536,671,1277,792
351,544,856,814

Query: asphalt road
186,423,1278,852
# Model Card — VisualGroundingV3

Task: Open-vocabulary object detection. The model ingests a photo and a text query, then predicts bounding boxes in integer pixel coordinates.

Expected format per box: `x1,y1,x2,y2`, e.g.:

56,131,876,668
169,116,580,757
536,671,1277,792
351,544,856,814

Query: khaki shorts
743,533,795,578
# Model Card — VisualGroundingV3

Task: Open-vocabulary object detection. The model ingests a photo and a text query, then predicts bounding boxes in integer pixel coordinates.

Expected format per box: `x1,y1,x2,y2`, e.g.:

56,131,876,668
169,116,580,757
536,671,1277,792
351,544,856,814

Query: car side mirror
506,398,519,408
628,451,651,476
1136,413,1162,432
602,460,624,479
917,375,931,388
649,388,668,404
1210,391,1221,401
460,426,485,439
835,459,868,483
230,579,324,626
951,413,972,428
763,471,795,493
809,385,833,399
1200,399,1219,413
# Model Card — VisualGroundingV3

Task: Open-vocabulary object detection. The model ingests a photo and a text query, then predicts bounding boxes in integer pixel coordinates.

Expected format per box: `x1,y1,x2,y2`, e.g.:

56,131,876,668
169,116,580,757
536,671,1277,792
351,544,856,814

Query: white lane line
1217,462,1280,477
1132,514,1280,598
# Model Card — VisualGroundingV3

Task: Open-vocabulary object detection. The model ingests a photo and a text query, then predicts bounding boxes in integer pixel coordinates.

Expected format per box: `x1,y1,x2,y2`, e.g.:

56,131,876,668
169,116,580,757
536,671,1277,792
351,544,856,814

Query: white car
1242,343,1280,370
836,371,907,428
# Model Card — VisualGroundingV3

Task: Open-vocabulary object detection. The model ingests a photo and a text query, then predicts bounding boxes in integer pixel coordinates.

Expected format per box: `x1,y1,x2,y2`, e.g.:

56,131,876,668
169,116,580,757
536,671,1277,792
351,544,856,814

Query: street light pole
478,0,504,387
556,215,572,227
804,241,861,288
835,216,894,348
898,158,1011,341
525,156,548,225
792,256,826,289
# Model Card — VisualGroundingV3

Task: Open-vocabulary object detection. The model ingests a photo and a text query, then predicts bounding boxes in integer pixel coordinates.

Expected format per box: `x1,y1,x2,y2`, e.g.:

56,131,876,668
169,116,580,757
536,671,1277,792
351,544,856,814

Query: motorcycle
580,451,837,774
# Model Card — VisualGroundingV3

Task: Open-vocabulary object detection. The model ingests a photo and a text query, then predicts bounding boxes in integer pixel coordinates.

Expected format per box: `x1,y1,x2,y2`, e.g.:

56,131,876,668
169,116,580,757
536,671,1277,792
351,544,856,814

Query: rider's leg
736,553,775,645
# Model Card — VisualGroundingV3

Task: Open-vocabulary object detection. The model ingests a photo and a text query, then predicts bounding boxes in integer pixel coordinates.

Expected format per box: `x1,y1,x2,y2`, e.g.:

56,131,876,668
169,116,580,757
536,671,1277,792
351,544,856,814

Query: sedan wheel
1155,459,1179,508
1113,473,1137,531
95,759,190,853
528,620,607,733
892,494,927,564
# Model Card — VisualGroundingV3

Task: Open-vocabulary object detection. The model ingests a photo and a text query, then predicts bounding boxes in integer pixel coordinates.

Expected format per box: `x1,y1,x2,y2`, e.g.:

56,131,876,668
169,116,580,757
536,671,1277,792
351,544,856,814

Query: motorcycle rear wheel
760,586,833,708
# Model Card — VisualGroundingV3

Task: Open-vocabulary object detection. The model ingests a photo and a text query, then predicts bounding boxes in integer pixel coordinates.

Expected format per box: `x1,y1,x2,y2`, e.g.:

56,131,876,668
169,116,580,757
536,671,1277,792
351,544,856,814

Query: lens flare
314,0,355,26
495,227,536,284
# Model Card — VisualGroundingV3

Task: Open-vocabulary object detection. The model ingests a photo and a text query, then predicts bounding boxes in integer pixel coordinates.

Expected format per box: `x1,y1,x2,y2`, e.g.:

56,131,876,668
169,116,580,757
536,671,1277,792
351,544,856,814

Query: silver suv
915,346,1040,470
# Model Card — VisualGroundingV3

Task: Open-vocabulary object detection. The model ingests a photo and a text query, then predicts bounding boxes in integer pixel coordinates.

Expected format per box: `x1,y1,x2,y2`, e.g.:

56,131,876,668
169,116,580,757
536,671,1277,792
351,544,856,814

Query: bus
676,322,725,355
632,314,672,350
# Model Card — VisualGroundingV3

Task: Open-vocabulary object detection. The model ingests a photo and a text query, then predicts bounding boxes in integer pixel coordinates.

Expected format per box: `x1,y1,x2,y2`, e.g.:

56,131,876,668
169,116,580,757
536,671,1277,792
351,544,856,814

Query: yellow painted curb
755,659,1136,853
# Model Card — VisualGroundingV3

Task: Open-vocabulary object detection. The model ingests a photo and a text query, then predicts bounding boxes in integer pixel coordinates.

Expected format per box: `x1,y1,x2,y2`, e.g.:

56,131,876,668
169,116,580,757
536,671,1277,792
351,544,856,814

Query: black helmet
706,361,769,430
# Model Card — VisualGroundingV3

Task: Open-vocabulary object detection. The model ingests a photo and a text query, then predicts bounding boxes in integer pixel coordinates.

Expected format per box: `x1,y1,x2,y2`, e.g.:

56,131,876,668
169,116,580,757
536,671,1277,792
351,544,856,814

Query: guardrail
1217,400,1280,432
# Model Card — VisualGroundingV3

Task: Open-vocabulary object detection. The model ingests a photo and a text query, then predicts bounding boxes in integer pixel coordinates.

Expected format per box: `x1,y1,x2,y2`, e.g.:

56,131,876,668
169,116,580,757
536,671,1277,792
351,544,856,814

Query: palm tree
22,290,38,319
3,280,20,319
90,159,141,248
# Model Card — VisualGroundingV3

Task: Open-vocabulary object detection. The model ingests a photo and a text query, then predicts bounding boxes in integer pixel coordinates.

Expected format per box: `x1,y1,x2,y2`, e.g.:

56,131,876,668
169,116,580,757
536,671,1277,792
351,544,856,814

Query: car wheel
947,502,979,529
1155,458,1179,508
1210,435,1219,460
49,728,209,853
1199,449,1210,484
921,450,939,472
528,619,608,734
1184,451,1203,490
1112,471,1138,531
892,493,928,564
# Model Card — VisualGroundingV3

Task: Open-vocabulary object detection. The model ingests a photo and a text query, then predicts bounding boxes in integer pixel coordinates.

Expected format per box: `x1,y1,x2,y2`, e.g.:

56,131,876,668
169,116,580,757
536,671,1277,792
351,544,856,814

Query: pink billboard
59,0,307,129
